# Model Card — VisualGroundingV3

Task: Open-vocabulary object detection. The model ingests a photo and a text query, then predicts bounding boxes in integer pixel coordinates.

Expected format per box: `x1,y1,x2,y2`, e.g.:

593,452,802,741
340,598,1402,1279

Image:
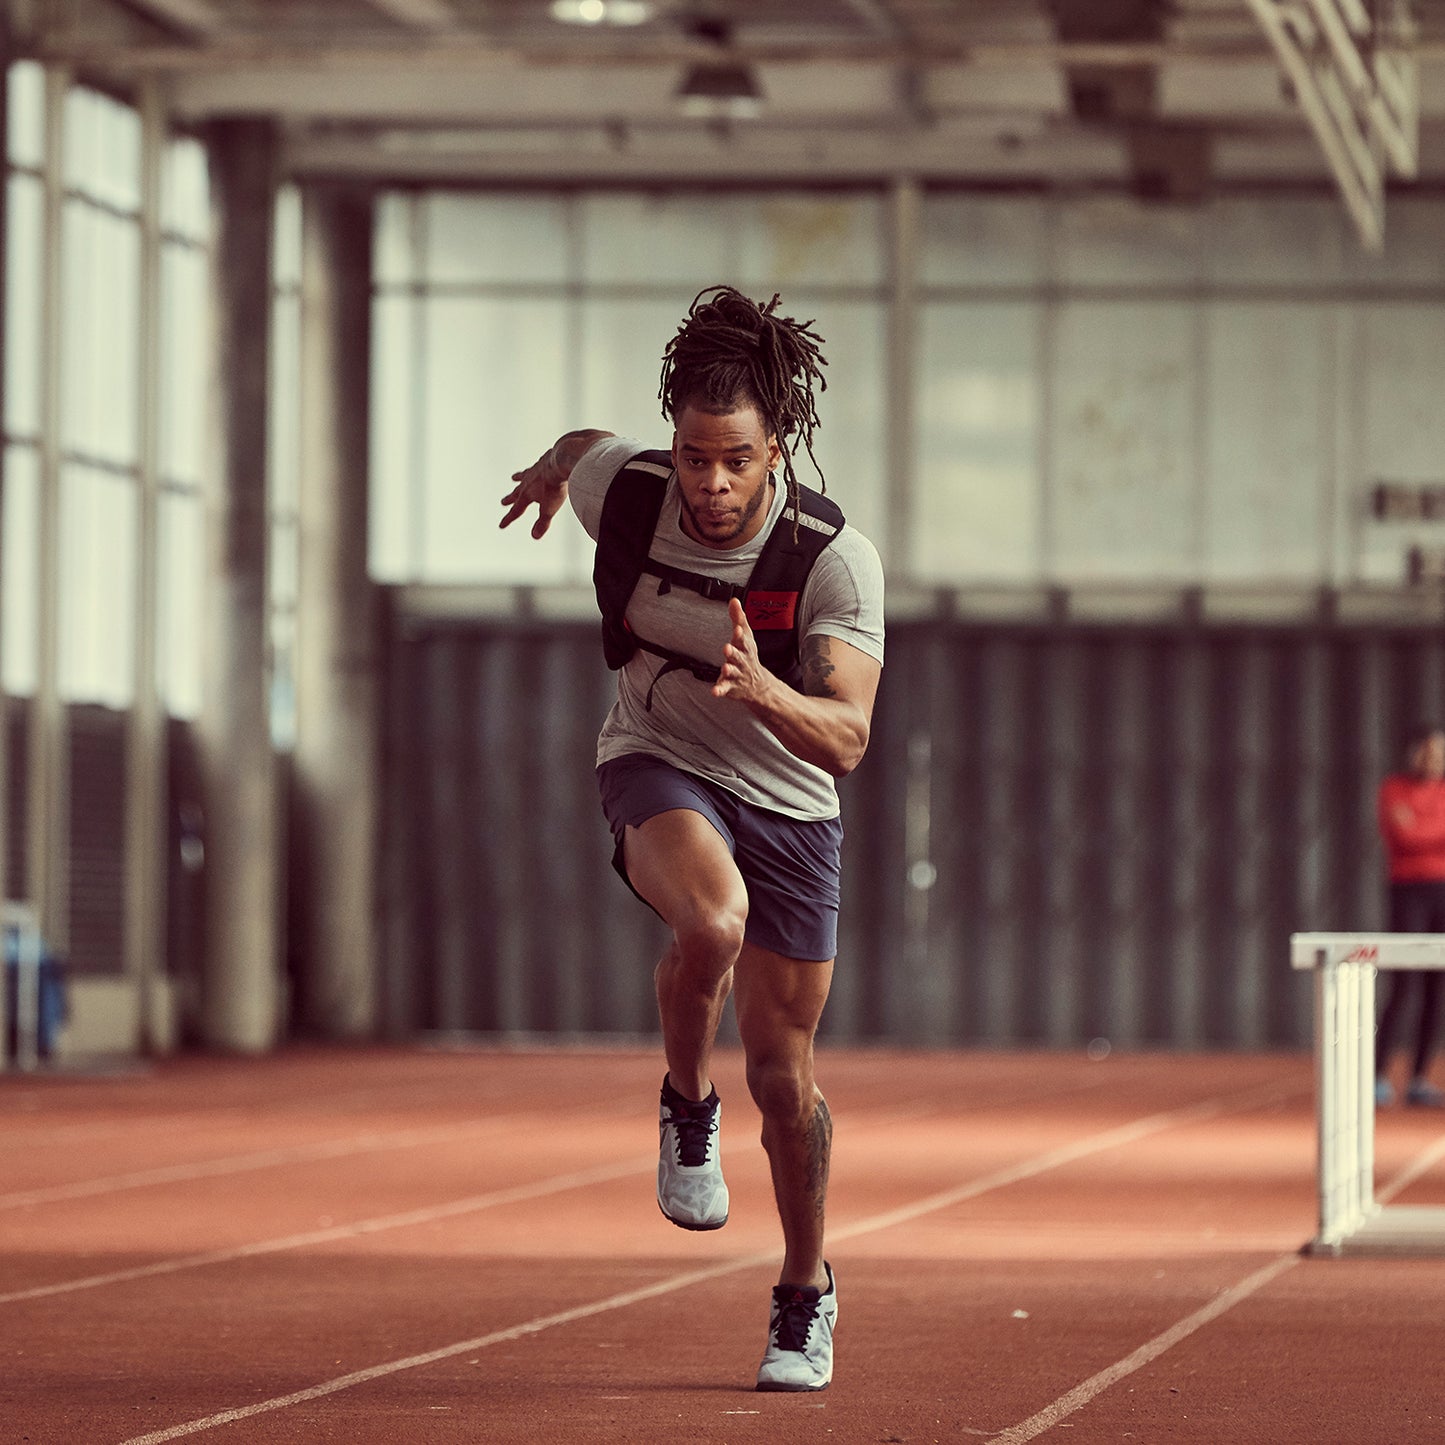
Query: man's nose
700,464,731,492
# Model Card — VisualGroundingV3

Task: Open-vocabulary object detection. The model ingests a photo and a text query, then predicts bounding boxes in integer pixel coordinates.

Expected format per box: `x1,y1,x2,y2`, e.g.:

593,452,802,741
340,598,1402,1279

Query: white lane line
1377,1133,1445,1205
830,1078,1305,1245
106,1078,1306,1445
0,1158,652,1306
0,1121,538,1212
988,1253,1300,1444
114,1250,782,1445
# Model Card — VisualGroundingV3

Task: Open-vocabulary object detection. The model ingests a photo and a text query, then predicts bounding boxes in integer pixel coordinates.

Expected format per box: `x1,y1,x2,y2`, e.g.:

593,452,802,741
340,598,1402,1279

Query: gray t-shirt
570,436,885,821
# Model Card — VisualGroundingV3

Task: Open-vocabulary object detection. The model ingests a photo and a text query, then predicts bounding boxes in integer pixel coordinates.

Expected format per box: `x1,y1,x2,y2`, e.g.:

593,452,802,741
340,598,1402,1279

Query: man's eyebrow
679,441,753,454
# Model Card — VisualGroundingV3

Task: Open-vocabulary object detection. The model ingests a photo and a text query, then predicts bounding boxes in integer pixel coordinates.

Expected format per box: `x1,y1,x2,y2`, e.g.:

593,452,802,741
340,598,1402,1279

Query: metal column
291,182,380,1038
125,78,168,1054
197,119,281,1052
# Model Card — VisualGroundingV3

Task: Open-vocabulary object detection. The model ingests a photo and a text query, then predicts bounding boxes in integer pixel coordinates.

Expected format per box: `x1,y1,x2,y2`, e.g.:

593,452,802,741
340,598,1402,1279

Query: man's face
1412,732,1445,780
671,402,781,550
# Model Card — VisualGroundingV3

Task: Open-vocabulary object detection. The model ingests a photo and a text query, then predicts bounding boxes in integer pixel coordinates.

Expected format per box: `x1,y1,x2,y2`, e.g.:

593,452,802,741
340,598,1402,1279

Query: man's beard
680,475,771,545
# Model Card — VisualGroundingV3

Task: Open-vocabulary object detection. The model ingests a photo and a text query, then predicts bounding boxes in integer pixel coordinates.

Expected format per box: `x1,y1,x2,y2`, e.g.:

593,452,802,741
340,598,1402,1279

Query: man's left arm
712,599,881,778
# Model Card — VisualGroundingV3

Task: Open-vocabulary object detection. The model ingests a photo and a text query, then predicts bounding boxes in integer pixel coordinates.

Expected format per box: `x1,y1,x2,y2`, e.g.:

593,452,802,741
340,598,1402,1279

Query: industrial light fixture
548,0,652,24
676,60,764,119
674,16,764,119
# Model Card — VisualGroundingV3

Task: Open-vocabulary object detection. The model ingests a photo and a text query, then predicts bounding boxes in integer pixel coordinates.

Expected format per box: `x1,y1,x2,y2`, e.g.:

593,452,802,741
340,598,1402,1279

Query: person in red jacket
1375,724,1445,1106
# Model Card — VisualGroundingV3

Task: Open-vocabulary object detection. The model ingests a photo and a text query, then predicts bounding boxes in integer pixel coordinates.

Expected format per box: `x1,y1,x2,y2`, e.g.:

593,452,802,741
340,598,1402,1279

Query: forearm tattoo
806,1095,833,1214
801,636,839,699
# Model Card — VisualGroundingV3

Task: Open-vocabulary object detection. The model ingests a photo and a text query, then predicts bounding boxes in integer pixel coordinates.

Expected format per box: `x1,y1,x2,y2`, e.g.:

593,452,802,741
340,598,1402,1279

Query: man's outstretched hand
500,429,614,539
500,453,568,539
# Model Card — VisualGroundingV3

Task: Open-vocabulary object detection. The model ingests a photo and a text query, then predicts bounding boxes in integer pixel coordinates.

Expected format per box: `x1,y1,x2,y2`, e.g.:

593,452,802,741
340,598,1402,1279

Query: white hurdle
1292,932,1445,1255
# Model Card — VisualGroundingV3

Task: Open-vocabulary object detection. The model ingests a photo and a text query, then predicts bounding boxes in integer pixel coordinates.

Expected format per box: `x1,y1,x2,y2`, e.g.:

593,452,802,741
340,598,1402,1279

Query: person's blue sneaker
1376,1077,1396,1108
1405,1077,1445,1108
756,1262,837,1392
656,1076,729,1231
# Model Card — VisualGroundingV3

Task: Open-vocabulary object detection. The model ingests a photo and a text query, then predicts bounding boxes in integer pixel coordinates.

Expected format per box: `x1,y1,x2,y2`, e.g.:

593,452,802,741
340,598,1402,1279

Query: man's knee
746,1054,818,1127
671,903,747,981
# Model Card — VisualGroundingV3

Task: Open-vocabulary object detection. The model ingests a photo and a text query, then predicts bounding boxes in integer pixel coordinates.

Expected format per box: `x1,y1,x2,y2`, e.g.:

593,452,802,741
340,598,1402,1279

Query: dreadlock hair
658,285,828,535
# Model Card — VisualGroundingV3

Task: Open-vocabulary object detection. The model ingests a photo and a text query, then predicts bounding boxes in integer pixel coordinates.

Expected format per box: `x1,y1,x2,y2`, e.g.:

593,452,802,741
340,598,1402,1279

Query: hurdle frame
1293,931,1445,1255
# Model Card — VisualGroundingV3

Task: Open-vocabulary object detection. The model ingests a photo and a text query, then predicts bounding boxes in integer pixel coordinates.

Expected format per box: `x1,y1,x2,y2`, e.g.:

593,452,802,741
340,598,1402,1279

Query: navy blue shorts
596,753,843,963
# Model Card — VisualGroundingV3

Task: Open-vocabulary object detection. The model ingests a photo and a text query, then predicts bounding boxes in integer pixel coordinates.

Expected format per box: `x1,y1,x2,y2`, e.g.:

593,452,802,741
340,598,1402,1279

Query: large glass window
157,133,210,719
4,67,210,713
55,83,142,707
2,61,46,698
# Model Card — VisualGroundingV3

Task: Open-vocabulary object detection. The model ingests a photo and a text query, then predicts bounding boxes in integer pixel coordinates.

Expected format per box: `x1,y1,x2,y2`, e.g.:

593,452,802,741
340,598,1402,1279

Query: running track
4,1045,1445,1443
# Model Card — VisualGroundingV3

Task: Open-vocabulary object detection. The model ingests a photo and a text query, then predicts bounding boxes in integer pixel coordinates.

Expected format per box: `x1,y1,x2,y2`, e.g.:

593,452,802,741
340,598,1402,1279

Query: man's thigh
625,808,747,930
598,754,745,928
597,753,842,959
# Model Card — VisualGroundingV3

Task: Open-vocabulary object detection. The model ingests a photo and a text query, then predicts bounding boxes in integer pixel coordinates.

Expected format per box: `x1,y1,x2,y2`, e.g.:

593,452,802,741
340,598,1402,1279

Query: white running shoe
657,1076,729,1231
756,1262,837,1392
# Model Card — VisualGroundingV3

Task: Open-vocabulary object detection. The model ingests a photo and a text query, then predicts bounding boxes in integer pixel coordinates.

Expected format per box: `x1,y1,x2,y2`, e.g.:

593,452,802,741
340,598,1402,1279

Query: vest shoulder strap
744,484,845,679
592,449,673,670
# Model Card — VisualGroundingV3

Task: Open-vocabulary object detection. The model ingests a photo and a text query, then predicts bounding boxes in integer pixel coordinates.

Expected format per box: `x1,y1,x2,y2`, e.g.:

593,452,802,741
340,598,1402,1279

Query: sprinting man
500,285,884,1391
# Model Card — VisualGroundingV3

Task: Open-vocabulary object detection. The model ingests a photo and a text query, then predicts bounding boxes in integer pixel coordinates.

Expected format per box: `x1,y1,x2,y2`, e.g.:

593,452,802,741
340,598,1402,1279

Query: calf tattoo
806,1096,833,1214
802,636,839,699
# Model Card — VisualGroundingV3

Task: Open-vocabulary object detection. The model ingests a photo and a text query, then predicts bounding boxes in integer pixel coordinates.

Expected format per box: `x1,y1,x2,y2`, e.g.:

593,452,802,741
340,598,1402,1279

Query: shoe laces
665,1098,717,1168
771,1288,822,1352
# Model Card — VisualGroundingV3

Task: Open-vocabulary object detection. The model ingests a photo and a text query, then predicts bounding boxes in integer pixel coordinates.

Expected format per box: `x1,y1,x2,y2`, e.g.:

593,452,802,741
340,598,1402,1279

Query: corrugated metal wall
3,700,129,976
380,610,1445,1050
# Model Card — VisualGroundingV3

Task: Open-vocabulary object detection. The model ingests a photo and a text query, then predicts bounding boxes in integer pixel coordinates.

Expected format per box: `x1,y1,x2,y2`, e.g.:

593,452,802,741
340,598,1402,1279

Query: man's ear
767,434,782,472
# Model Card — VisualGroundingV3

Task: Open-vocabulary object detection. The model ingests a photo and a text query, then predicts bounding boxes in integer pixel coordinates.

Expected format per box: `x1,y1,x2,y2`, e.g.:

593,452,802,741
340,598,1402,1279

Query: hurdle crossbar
1292,931,1445,1255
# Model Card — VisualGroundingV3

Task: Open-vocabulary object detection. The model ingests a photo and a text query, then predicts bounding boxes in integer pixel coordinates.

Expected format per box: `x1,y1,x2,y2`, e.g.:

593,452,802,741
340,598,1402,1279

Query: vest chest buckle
696,576,736,603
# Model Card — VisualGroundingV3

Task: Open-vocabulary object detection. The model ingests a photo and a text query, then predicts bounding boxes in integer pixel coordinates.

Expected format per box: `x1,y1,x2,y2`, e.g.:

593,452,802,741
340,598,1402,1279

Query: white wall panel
1053,196,1202,287
1347,197,1445,287
1049,302,1199,582
580,192,885,288
4,173,43,438
804,299,887,553
920,195,1048,288
59,468,136,706
419,296,583,582
1200,197,1347,286
368,293,419,580
6,60,45,169
425,192,570,286
158,491,203,719
915,301,1041,581
159,244,209,483
578,296,690,446
1,447,40,696
1202,303,1332,581
368,189,1445,592
373,193,417,288
1353,302,1445,584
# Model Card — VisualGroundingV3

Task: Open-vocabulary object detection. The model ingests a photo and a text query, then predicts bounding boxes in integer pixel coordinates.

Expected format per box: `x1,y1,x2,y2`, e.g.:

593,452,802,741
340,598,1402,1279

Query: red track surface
4,1044,1445,1443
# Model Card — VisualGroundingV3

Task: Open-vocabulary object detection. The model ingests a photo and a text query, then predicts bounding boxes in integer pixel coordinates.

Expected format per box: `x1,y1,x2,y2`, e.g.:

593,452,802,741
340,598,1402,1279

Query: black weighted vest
592,448,845,691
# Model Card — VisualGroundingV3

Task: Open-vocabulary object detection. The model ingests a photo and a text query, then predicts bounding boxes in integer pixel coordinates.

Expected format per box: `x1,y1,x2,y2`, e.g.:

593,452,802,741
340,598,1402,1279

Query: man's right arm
500,429,615,539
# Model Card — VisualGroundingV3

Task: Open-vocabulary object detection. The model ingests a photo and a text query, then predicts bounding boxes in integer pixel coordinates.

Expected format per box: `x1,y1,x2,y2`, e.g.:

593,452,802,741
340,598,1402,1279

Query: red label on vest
745,591,798,630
